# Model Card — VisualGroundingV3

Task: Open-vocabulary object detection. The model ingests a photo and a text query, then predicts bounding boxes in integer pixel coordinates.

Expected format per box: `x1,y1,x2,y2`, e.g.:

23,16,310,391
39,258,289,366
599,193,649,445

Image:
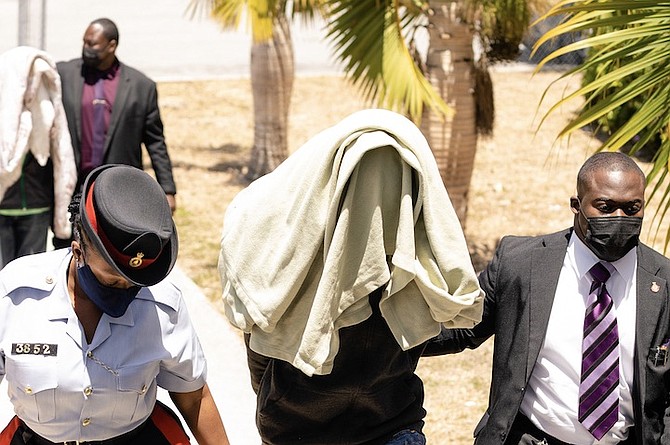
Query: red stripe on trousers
151,403,191,445
0,405,190,445
0,417,21,445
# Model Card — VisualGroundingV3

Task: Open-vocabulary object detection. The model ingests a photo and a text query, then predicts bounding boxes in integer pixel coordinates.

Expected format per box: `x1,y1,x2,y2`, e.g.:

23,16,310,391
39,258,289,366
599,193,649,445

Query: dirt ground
155,68,660,444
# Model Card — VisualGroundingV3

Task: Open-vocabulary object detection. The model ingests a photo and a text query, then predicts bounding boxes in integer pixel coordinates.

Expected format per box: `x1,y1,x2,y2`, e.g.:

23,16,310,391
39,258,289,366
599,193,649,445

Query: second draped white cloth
0,46,76,238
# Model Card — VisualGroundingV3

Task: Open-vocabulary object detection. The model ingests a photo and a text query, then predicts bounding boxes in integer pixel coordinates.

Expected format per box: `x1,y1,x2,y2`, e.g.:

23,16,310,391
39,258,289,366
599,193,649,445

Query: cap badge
129,252,145,268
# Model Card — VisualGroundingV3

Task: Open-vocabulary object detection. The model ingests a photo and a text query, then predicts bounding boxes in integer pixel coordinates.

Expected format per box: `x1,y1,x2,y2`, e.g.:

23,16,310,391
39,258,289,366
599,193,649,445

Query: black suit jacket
424,229,670,445
57,58,176,194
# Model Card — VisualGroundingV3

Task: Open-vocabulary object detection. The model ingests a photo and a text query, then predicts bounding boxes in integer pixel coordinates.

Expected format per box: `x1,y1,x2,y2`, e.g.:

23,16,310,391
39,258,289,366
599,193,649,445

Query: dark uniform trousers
0,401,190,445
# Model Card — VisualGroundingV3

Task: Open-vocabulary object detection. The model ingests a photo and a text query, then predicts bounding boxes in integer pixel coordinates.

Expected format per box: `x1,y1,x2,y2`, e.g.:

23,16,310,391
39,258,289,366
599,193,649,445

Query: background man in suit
56,18,176,224
425,151,670,444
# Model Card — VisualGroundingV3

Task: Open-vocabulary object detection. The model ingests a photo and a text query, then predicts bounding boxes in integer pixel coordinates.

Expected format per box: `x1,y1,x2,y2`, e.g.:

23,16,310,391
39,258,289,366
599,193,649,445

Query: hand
166,194,177,214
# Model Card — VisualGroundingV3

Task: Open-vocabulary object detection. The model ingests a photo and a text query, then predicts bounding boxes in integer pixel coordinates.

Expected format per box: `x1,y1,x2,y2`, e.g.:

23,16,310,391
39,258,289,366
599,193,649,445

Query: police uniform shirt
0,249,207,443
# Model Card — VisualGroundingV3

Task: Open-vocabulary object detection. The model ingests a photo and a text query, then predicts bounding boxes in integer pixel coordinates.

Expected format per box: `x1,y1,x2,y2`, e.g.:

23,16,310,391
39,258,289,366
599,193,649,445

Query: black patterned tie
91,78,106,167
578,262,619,439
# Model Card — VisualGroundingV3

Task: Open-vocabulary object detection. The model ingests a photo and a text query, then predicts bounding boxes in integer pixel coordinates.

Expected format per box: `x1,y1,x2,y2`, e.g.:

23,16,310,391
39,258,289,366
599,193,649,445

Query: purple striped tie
579,262,619,439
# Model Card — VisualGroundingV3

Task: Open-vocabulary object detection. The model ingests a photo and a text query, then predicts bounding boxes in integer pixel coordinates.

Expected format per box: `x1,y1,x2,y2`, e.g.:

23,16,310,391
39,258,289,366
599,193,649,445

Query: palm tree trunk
247,15,295,180
421,0,477,226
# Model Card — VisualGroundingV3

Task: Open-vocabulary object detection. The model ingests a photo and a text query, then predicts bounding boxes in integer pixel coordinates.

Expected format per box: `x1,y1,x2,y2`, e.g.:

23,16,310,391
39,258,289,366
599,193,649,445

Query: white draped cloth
219,109,484,376
0,46,76,238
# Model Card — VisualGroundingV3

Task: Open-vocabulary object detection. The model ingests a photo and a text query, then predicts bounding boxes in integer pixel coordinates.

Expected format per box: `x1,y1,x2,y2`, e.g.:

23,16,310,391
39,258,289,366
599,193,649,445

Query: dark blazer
56,58,176,194
424,229,670,445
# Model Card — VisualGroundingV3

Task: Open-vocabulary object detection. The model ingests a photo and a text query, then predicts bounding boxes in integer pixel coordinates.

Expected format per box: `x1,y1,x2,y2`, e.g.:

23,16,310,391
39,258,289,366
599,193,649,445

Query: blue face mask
76,263,141,317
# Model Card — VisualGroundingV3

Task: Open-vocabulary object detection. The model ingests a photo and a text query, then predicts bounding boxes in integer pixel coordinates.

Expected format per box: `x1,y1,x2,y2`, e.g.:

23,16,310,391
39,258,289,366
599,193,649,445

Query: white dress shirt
519,232,637,445
0,249,207,442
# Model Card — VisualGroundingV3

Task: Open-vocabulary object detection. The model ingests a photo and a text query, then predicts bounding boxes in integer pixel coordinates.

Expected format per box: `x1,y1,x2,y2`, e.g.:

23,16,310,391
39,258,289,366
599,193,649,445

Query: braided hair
68,192,84,245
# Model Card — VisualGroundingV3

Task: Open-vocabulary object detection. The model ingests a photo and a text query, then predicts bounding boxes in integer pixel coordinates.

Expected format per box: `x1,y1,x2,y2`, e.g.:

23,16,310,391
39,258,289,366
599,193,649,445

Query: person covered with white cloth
0,46,76,268
219,108,484,444
0,164,229,445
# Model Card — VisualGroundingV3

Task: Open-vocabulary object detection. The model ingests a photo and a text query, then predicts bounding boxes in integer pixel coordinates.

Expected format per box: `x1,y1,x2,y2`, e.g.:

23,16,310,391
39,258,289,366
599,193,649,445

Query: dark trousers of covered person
0,401,190,445
0,154,56,269
0,212,51,268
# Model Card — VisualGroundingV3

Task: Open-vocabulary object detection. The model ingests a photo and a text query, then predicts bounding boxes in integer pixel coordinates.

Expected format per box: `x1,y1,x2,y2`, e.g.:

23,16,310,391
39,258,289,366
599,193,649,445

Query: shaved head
89,18,119,44
577,152,645,197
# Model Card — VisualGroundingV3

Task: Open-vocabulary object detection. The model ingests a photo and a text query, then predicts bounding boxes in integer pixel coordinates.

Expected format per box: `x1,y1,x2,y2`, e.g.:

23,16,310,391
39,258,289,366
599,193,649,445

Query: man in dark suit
57,18,176,217
425,151,670,444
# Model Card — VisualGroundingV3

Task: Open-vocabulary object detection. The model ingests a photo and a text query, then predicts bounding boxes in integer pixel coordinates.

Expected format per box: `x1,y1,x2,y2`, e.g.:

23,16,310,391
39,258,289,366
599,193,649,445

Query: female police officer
0,165,230,444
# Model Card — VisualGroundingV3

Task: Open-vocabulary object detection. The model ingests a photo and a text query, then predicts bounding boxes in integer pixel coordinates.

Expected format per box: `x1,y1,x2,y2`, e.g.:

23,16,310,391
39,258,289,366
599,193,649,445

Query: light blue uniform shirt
0,249,207,442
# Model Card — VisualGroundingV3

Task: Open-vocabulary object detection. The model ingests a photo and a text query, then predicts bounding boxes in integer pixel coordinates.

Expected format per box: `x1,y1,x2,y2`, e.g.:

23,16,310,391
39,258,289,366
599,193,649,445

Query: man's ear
570,196,580,215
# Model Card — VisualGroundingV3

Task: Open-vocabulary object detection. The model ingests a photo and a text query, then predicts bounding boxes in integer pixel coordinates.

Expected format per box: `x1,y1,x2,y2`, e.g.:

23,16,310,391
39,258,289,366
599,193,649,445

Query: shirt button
82,418,91,427
45,276,53,284
140,385,147,395
84,386,93,396
24,386,32,395
87,351,93,358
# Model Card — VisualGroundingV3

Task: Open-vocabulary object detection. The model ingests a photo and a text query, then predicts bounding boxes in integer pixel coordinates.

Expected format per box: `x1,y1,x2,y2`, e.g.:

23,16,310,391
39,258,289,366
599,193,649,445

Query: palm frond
324,0,450,122
187,0,325,42
187,0,248,29
456,0,550,61
535,0,670,247
285,0,328,23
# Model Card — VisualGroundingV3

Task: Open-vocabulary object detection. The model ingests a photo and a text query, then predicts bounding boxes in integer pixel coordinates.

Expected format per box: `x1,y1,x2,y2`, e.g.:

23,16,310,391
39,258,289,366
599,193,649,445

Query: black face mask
82,47,103,68
77,263,141,317
580,213,643,262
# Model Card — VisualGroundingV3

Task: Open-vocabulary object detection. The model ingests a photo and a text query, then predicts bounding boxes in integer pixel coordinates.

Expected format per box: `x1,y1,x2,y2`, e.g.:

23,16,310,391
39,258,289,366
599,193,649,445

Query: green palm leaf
324,0,450,122
535,0,670,247
187,0,325,42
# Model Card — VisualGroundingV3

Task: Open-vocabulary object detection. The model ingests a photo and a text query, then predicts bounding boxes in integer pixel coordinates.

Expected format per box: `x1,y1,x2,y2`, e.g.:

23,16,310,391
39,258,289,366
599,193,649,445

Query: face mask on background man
82,44,108,69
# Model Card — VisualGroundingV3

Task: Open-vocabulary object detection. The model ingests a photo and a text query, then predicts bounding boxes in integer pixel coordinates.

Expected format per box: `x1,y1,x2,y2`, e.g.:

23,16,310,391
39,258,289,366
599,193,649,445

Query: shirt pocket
5,359,58,422
112,363,156,424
